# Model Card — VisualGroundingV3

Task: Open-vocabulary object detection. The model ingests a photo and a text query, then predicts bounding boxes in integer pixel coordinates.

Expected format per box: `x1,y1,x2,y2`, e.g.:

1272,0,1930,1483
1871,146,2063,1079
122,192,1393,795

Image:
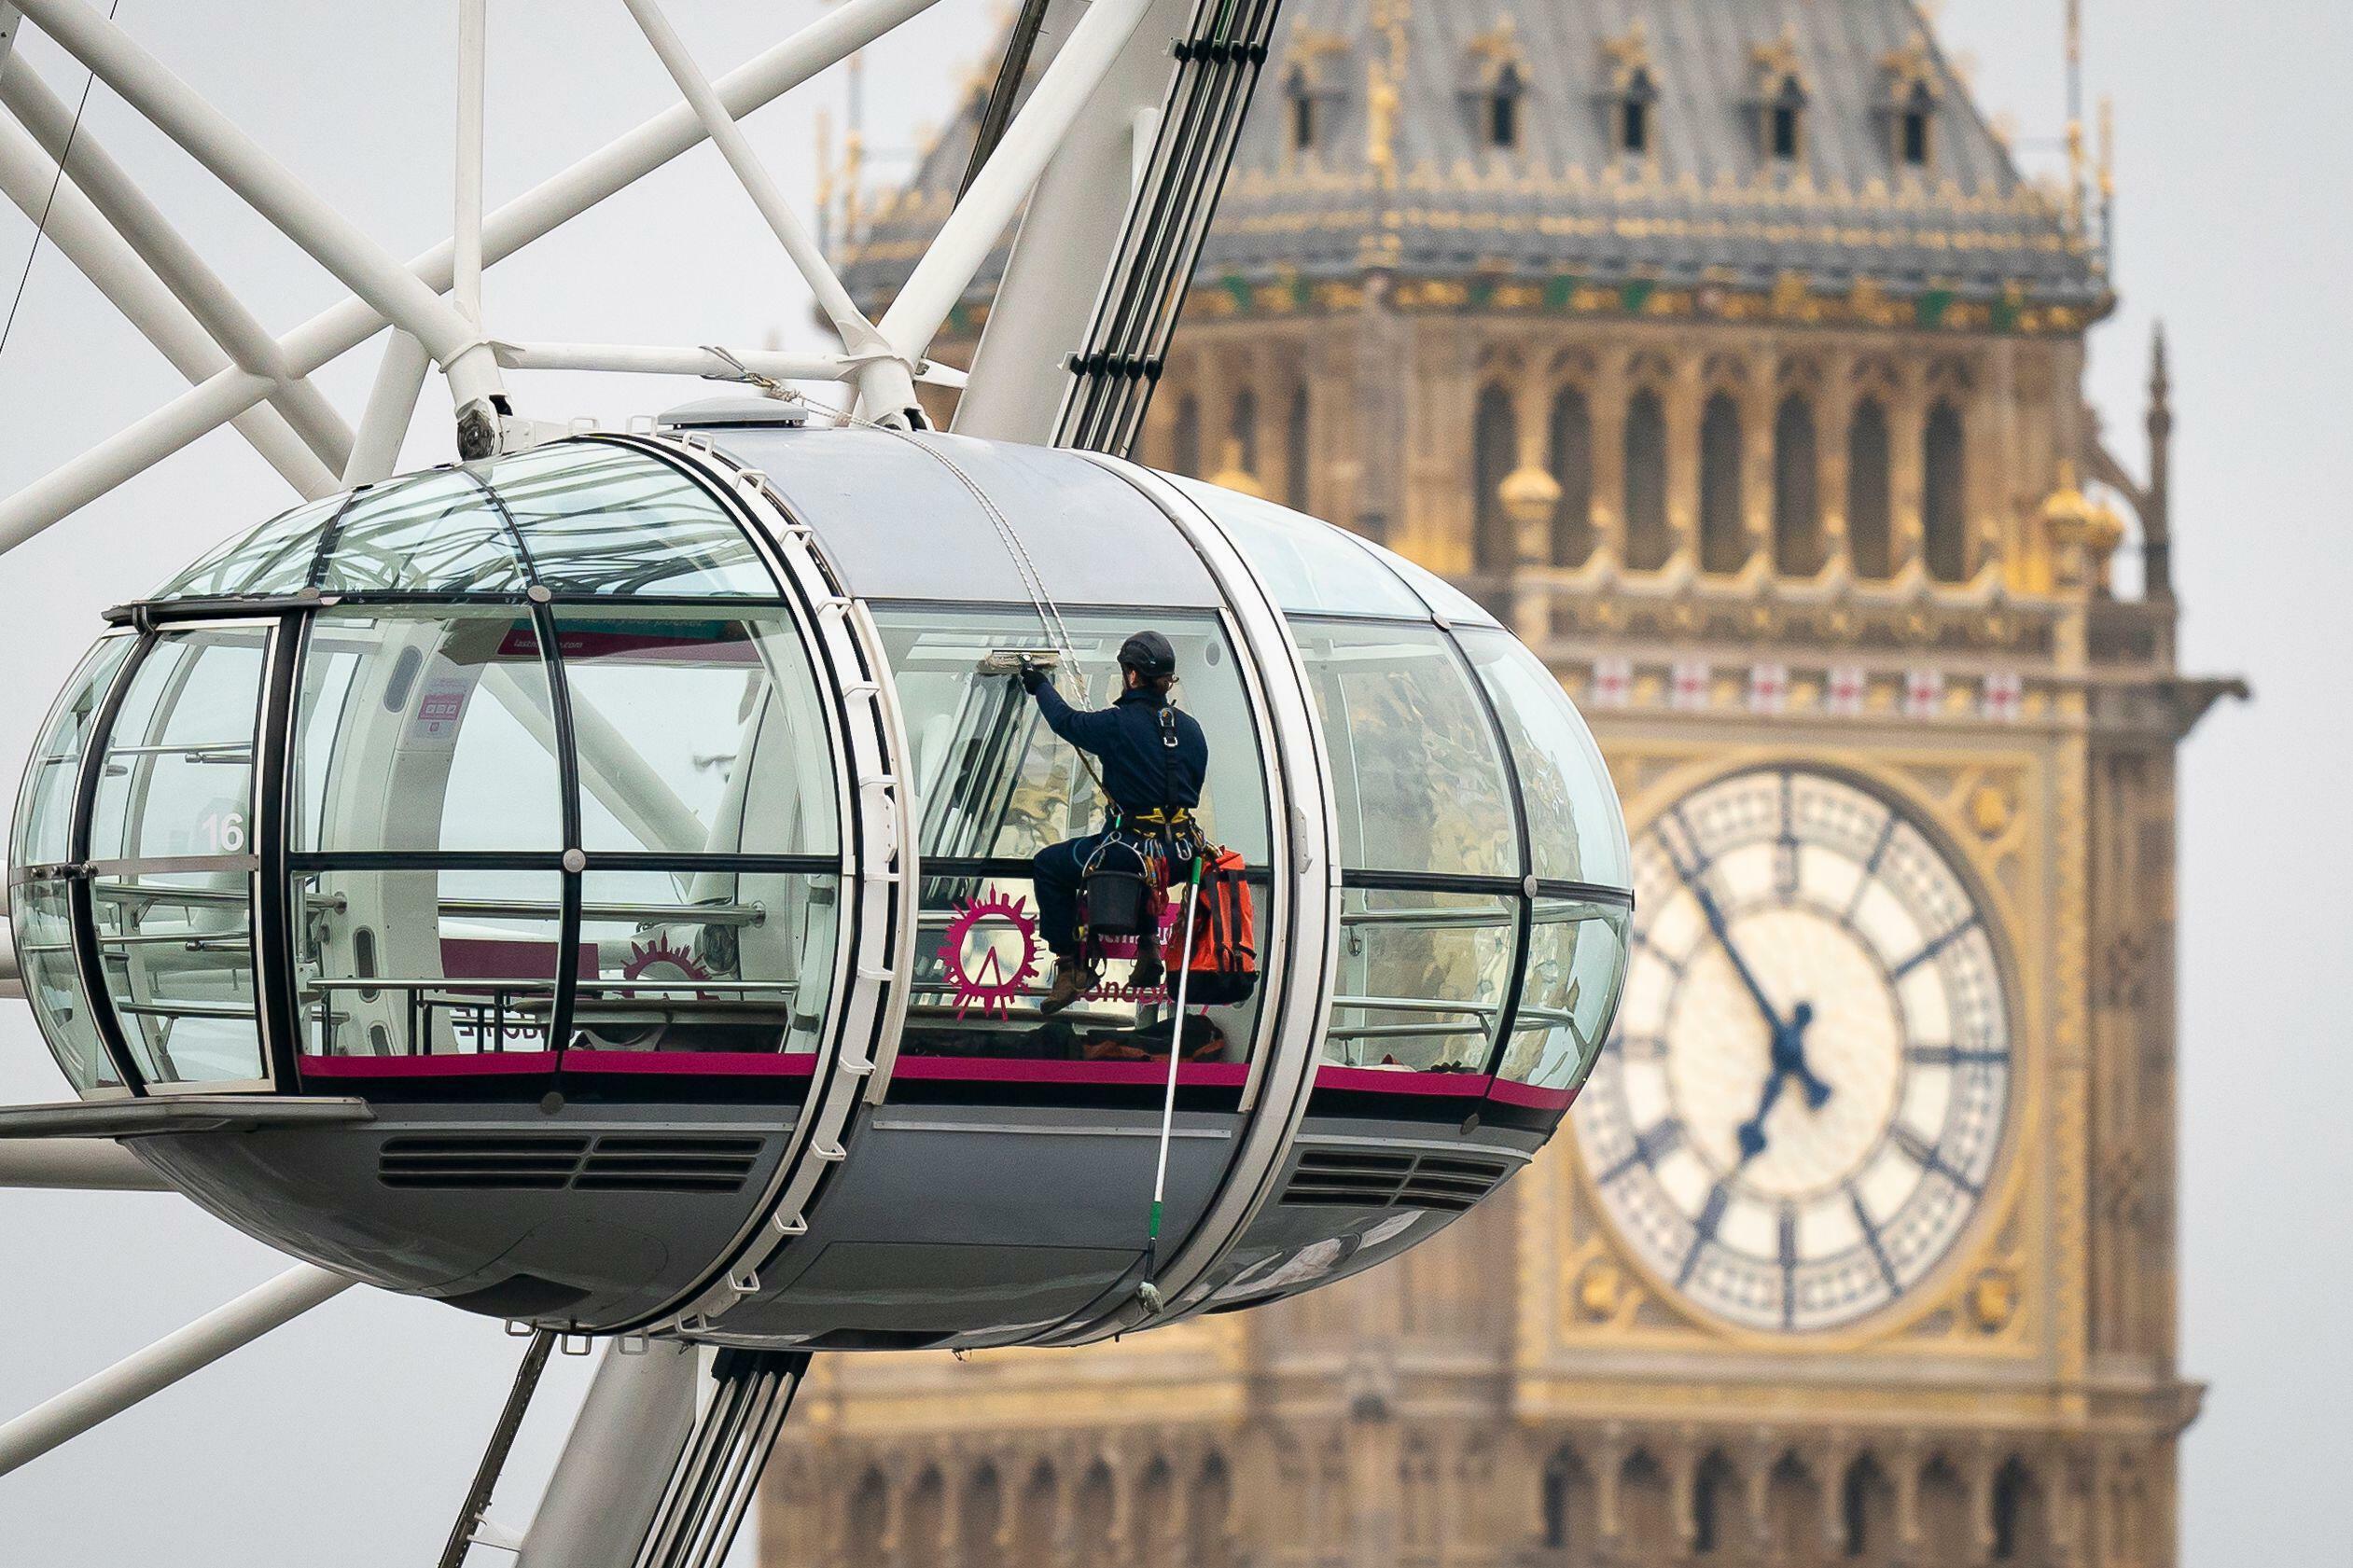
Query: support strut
632,1350,813,1568
435,1328,558,1568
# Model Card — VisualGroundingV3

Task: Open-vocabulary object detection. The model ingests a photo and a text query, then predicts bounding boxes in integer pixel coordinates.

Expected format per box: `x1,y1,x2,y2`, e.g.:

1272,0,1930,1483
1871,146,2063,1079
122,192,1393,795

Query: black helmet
1117,630,1177,680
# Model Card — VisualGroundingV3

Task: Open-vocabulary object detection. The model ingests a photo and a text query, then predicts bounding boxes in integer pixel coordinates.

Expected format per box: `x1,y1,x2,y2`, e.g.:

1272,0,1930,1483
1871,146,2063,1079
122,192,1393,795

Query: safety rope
0,0,128,371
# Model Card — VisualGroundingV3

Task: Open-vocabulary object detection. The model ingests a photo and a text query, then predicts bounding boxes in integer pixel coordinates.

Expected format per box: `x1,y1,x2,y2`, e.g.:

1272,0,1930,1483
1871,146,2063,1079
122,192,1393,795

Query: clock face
1573,768,2012,1333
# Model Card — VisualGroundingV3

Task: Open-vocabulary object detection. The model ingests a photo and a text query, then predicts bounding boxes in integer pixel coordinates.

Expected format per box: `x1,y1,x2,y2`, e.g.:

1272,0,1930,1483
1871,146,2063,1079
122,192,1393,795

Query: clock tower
764,4,2235,1564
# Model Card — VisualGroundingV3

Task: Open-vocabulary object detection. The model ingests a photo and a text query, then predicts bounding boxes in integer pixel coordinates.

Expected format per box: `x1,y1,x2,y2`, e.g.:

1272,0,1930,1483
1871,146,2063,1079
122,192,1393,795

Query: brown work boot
1040,956,1098,1016
1130,933,1165,992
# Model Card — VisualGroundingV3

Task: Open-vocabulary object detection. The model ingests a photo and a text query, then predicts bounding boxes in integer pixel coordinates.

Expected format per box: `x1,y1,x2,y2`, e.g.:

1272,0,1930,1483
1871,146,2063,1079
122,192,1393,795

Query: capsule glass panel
1458,628,1631,890
1172,479,1427,619
9,880,117,1090
13,635,132,869
1291,620,1517,879
294,609,564,854
1497,896,1629,1095
574,867,838,1057
870,606,1269,1075
90,626,271,1087
488,443,777,597
551,608,835,857
1328,886,1515,1072
294,868,566,1060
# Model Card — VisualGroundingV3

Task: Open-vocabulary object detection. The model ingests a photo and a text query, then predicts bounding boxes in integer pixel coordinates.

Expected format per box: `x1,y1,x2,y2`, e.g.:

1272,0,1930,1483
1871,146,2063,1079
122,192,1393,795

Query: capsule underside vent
378,1132,764,1193
1280,1147,1515,1213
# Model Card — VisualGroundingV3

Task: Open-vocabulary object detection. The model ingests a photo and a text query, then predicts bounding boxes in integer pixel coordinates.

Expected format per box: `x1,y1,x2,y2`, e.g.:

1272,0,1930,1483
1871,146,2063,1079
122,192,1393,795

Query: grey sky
0,2,2340,1562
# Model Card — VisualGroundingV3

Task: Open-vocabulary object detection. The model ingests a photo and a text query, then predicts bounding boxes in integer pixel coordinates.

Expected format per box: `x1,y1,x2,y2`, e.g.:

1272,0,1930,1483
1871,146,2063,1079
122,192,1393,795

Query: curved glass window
294,609,564,854
1457,629,1630,890
1174,479,1428,619
1293,621,1516,879
9,881,117,1090
870,605,1269,1076
1294,620,1520,1076
289,601,843,1062
90,626,272,1087
153,442,773,601
12,638,136,1090
13,636,132,870
555,608,836,857
1497,897,1629,1093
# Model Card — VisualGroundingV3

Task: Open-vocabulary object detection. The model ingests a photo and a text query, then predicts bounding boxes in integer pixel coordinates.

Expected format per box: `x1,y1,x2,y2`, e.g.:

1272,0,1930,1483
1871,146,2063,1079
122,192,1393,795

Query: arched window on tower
1923,399,1969,581
1767,75,1806,161
1992,1457,2047,1561
1692,1451,1738,1554
1616,66,1658,156
963,1464,1006,1568
1847,397,1893,579
848,1469,890,1562
1173,393,1203,478
1286,383,1313,512
1773,394,1822,575
1623,388,1669,570
1232,386,1261,480
1550,386,1595,566
1016,1463,1059,1566
1699,392,1747,574
1842,1453,1896,1557
1485,62,1526,150
1899,78,1936,168
1192,1452,1235,1567
1472,382,1519,576
1541,1449,1594,1549
1286,63,1321,153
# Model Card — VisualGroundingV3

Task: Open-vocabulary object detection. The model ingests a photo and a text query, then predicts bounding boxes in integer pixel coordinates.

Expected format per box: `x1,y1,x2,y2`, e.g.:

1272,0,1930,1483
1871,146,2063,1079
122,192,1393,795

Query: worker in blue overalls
1022,631,1209,1014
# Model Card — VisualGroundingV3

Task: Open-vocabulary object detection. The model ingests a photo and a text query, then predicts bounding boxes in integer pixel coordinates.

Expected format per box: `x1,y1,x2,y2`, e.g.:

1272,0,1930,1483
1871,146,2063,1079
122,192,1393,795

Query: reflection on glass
491,444,775,597
1497,899,1628,1090
152,495,344,599
572,868,837,1055
1294,621,1517,879
553,609,836,857
1326,888,1514,1071
90,627,266,863
1459,628,1631,889
12,636,132,869
1173,477,1427,618
317,467,528,594
294,869,564,1058
10,881,118,1090
95,870,265,1084
294,610,564,853
84,628,270,1088
871,607,1270,865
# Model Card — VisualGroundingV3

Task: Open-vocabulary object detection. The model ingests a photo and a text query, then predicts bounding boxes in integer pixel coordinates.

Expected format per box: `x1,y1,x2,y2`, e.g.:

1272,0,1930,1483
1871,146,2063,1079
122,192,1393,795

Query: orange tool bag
1177,849,1258,1006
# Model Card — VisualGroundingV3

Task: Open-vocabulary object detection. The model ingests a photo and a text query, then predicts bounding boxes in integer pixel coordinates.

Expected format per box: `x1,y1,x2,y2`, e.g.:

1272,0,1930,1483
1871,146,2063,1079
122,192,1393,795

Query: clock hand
1665,837,1786,1035
1736,1061,1789,1162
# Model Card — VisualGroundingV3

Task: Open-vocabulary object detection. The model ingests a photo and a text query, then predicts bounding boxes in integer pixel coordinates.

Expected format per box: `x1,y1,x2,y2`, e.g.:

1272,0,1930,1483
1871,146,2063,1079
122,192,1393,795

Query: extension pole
1148,854,1204,1254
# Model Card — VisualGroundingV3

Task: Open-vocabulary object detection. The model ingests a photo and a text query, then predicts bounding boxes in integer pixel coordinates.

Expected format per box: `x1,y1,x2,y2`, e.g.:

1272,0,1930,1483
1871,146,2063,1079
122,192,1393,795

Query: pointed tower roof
842,0,2107,329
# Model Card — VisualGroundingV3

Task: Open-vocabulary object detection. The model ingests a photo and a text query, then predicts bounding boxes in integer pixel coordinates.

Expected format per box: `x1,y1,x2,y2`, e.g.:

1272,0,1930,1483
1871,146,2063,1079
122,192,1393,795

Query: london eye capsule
7,405,1631,1351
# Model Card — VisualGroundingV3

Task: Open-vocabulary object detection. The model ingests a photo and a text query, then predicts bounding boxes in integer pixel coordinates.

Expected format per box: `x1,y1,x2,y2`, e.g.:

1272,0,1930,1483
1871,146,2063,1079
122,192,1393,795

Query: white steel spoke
0,0,944,554
344,328,430,485
0,1138,172,1191
1,62,355,478
515,1341,699,1567
491,339,965,389
0,113,337,495
453,0,486,334
11,0,505,419
619,0,921,423
878,0,1160,367
0,1263,351,1476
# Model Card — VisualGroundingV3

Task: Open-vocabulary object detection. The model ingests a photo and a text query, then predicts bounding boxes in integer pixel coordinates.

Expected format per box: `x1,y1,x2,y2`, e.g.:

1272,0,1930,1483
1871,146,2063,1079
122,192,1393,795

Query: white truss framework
0,0,1158,558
